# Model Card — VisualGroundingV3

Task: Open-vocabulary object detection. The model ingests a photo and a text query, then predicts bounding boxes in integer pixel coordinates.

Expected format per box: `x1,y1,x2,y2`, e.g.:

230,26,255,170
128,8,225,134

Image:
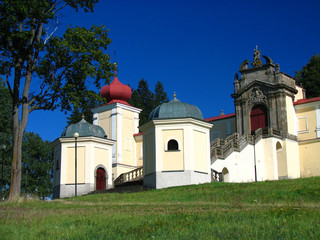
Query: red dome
100,74,132,104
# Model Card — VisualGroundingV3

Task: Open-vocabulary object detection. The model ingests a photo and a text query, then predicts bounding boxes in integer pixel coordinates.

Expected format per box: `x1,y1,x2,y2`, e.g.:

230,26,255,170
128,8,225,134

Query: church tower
91,65,142,180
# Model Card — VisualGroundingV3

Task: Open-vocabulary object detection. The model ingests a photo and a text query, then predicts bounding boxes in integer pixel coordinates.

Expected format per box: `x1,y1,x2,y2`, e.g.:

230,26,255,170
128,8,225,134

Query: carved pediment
249,87,267,104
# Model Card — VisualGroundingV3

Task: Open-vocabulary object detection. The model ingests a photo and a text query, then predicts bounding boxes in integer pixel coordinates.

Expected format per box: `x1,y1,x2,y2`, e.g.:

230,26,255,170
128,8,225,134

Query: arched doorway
96,168,106,190
222,168,229,182
250,105,268,132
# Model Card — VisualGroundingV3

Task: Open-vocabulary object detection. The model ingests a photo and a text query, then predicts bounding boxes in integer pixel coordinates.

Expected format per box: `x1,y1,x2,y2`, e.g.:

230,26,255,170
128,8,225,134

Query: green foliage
34,24,112,112
0,81,52,199
0,178,320,239
129,79,169,125
154,81,169,107
295,53,320,98
0,78,12,200
0,78,12,142
0,0,112,200
66,90,105,125
21,132,52,200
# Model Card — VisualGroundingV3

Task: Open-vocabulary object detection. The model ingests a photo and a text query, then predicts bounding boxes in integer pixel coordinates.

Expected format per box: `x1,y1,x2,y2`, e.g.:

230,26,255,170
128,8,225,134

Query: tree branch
5,69,14,99
44,20,59,44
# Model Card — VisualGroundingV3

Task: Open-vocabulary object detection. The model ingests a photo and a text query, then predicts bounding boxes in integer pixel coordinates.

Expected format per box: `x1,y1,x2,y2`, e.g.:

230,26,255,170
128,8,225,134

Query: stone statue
252,46,262,66
239,60,249,71
234,73,239,80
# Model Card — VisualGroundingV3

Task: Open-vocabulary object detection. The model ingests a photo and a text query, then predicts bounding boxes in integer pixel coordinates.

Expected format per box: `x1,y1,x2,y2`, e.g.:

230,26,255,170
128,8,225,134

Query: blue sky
26,0,320,141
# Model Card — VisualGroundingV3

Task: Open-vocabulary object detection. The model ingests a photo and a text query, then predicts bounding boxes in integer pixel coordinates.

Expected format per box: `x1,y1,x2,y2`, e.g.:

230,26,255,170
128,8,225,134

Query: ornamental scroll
249,87,267,104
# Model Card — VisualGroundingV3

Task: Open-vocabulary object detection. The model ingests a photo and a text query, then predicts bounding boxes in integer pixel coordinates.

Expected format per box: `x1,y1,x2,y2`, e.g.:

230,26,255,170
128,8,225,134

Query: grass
0,177,320,239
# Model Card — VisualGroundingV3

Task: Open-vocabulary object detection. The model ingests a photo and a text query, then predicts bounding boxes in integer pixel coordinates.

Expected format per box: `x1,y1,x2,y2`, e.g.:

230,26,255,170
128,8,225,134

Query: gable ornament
249,87,267,104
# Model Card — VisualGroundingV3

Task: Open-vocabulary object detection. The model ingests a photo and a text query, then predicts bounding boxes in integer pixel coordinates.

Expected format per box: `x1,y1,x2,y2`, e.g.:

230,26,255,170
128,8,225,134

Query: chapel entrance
96,168,106,190
250,105,268,132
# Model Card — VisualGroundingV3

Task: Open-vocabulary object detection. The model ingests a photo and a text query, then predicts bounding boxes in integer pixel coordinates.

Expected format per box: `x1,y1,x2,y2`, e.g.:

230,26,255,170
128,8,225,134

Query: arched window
167,139,179,151
250,104,268,132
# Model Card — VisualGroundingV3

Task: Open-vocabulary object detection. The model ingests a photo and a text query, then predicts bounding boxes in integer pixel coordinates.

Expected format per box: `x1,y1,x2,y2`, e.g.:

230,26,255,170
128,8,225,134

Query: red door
96,168,106,190
250,105,268,132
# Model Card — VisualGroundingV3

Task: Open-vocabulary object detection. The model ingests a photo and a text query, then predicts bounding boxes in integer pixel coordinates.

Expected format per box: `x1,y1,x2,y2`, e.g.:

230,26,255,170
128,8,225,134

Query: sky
26,0,320,141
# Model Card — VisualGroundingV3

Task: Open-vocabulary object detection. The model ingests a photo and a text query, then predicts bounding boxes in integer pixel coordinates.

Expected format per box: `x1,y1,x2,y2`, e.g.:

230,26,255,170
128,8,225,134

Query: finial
173,91,177,98
114,62,118,76
220,109,224,116
82,113,85,119
252,46,262,66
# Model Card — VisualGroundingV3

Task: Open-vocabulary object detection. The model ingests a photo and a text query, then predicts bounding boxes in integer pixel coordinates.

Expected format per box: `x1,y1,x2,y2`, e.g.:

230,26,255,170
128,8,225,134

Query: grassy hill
1,177,320,239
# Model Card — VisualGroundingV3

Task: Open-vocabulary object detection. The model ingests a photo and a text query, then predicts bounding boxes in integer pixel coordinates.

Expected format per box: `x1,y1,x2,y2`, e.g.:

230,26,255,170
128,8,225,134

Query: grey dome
61,118,106,138
148,97,203,121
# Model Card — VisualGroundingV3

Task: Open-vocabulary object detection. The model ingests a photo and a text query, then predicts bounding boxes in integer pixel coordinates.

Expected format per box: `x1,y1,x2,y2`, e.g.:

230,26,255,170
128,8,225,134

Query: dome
61,118,106,138
148,96,203,121
100,72,132,104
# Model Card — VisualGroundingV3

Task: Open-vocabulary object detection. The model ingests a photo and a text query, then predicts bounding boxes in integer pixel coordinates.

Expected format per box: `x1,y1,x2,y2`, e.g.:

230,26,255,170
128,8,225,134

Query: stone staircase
210,127,282,163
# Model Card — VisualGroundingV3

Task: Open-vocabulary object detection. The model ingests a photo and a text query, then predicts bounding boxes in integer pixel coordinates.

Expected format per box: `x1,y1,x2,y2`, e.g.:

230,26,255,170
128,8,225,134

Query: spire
114,62,118,77
171,91,180,102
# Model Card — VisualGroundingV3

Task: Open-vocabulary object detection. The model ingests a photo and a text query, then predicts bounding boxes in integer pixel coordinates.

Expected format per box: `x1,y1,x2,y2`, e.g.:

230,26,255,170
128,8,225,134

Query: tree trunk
8,57,31,201
8,121,23,201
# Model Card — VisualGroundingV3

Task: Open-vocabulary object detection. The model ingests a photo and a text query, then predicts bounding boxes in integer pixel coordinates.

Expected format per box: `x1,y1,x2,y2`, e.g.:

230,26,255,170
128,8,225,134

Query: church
52,49,320,199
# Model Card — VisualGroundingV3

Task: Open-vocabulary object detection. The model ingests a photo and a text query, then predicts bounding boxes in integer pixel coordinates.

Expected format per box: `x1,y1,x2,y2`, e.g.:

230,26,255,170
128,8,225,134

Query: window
297,116,308,133
167,139,179,151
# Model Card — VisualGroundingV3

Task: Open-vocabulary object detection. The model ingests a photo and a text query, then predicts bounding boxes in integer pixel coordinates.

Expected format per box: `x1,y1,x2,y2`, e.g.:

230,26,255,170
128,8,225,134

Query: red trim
107,99,134,106
205,113,235,122
133,132,143,137
294,96,320,106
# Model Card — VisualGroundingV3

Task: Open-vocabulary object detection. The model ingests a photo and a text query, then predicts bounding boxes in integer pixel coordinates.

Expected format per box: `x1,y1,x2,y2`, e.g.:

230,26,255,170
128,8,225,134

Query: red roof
106,99,134,107
294,96,320,106
204,113,235,122
133,132,143,137
100,73,132,104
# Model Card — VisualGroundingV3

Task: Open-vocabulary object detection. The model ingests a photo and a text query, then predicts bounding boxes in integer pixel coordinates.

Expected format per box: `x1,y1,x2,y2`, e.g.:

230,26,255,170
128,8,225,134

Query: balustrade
211,127,281,163
114,167,143,186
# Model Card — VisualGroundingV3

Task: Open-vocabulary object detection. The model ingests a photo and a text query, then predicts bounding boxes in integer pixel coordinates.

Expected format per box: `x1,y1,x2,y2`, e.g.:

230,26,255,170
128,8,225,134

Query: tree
129,79,169,126
154,81,169,107
295,54,320,98
130,79,155,125
0,80,52,200
0,0,113,201
0,78,12,200
66,90,105,125
21,132,52,200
